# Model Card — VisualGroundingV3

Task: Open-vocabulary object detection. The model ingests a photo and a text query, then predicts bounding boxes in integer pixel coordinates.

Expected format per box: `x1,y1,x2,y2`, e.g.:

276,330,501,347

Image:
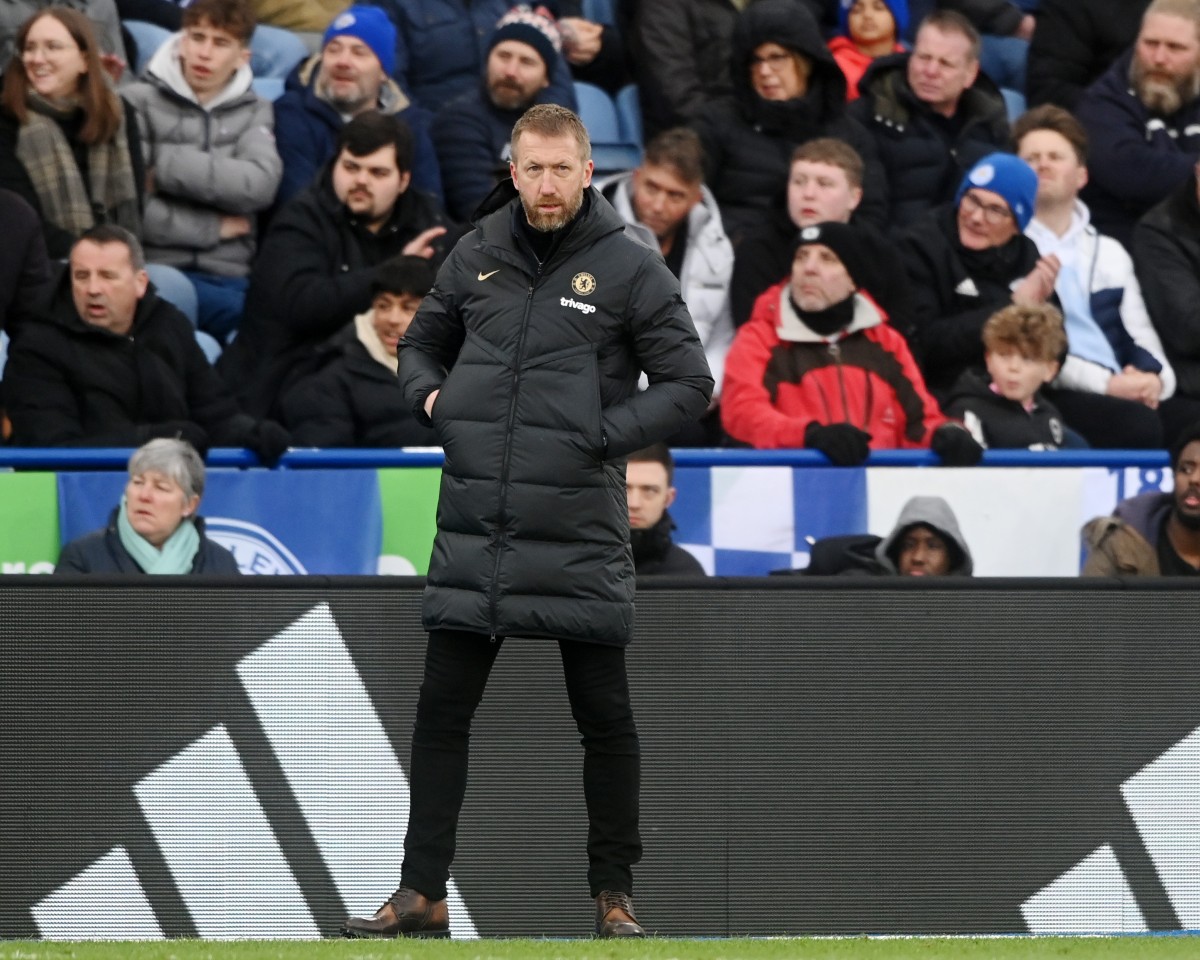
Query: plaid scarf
14,91,140,239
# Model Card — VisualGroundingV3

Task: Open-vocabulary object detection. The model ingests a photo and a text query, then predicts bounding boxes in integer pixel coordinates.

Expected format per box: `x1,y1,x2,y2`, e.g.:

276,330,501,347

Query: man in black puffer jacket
342,105,712,941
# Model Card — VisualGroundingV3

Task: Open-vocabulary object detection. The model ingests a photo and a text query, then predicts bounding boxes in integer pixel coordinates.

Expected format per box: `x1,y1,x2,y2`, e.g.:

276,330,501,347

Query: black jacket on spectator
943,369,1066,449
0,189,52,336
692,0,887,241
901,205,1040,397
280,322,437,447
632,514,706,577
1026,0,1150,110
219,168,451,417
5,268,262,447
56,510,239,574
850,52,1008,231
939,0,1023,37
1133,174,1200,400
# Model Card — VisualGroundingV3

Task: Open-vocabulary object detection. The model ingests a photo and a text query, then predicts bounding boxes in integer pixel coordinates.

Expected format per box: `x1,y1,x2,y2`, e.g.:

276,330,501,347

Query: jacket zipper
828,340,852,425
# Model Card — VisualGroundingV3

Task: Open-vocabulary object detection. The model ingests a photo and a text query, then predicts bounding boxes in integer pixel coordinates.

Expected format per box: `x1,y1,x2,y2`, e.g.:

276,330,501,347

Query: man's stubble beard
522,186,585,232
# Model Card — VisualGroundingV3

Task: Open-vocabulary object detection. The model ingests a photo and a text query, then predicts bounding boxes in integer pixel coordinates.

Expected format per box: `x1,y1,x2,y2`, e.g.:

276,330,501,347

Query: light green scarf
117,496,201,574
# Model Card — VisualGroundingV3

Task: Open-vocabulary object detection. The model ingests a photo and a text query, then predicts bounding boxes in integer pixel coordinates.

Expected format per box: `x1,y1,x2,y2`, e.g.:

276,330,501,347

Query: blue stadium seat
615,84,643,148
252,77,286,102
581,0,615,24
574,82,641,173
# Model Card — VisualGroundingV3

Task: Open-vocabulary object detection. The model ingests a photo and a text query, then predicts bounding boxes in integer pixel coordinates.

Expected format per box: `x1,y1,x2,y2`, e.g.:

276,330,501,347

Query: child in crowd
828,0,908,100
944,303,1071,450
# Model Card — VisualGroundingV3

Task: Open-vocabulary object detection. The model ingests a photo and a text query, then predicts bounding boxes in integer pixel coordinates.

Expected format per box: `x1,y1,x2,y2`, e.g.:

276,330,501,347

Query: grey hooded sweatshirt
875,495,974,576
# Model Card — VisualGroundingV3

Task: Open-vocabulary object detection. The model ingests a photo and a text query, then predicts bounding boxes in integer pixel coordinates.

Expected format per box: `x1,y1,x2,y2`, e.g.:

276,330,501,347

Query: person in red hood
829,0,909,100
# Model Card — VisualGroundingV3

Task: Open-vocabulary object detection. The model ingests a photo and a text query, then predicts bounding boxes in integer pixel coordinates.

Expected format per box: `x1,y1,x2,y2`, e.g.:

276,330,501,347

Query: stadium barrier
2,578,1197,940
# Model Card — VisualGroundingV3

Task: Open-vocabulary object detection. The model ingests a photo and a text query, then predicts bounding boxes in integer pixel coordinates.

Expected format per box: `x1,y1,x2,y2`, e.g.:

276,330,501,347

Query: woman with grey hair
55,438,239,574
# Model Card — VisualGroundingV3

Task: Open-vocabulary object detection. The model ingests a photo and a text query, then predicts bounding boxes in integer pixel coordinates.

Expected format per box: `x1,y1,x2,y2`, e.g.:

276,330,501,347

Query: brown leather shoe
595,890,646,938
342,886,450,939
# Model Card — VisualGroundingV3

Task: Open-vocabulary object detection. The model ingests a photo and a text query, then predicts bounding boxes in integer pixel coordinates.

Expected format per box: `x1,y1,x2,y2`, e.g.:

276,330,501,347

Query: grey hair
127,438,206,500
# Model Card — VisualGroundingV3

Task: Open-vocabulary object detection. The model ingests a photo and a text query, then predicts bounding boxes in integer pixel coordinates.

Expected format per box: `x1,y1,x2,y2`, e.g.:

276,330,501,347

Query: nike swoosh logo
478,269,500,281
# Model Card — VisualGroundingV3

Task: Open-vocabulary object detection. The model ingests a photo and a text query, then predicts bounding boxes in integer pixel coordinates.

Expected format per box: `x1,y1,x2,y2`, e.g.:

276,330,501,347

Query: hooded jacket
1075,48,1200,248
219,162,450,417
1081,491,1173,576
5,266,261,447
631,513,706,577
692,0,888,240
124,35,282,278
943,369,1066,450
721,281,946,449
56,510,239,574
875,495,974,576
272,55,441,209
399,183,713,645
601,171,735,393
849,51,1009,229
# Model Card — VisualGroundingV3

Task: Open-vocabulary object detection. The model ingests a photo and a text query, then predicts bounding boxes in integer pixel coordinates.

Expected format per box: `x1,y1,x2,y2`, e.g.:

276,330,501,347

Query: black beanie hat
792,221,870,289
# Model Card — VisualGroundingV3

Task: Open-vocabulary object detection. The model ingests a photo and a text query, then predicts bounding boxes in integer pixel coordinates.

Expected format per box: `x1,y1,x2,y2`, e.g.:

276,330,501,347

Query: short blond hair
983,304,1067,364
511,103,591,163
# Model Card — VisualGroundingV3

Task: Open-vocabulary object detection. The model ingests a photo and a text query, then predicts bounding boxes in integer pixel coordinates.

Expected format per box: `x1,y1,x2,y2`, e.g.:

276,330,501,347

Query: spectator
0,0,126,76
1016,104,1198,448
938,0,1034,96
731,137,914,339
944,303,1069,449
1075,0,1200,248
1082,423,1200,575
1027,0,1151,110
694,0,887,241
850,9,1008,228
0,8,142,260
55,438,240,575
5,226,291,462
829,0,909,100
556,0,631,95
721,220,982,467
220,111,450,417
1135,164,1200,406
273,5,441,208
124,0,282,344
280,254,438,447
626,444,706,577
0,189,52,337
434,6,570,222
600,128,733,446
876,494,974,575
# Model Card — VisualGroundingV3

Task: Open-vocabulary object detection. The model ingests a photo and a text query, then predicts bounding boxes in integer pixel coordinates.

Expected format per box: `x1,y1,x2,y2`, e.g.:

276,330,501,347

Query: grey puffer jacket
124,35,282,277
399,185,714,646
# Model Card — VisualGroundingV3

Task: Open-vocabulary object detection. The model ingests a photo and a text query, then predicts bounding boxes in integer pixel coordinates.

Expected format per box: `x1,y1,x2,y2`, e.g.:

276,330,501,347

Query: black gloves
248,419,292,467
142,420,210,457
804,422,872,466
931,423,984,467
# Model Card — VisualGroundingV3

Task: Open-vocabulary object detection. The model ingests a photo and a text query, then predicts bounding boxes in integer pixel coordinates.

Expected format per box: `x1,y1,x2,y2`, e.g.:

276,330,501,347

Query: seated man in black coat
5,225,290,463
281,255,438,447
219,111,452,417
626,443,705,577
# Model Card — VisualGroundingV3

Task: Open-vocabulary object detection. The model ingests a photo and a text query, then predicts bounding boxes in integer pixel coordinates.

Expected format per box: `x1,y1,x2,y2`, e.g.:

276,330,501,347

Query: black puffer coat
56,510,239,574
399,186,714,646
693,0,888,240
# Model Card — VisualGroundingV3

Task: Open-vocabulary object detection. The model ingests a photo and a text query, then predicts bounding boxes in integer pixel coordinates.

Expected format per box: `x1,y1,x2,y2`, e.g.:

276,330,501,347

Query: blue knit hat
489,5,562,74
955,153,1039,231
837,0,909,39
324,5,397,76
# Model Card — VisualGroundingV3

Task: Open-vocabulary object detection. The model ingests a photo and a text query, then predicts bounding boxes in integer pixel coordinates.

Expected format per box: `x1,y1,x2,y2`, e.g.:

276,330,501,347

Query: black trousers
400,628,642,900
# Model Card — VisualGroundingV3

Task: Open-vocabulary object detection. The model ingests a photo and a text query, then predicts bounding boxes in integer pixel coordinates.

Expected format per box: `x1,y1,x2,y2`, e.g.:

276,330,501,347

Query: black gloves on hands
931,423,984,467
143,420,210,457
804,422,873,466
248,419,292,467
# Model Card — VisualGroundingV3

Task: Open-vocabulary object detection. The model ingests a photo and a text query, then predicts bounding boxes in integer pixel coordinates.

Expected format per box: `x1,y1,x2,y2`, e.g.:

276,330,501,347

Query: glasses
750,51,794,71
960,190,1013,225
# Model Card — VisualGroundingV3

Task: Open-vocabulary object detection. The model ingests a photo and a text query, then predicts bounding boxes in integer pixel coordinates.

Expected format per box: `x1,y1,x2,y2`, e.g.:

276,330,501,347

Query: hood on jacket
598,171,722,254
1112,490,1174,545
145,31,254,109
731,0,847,122
774,286,885,342
875,495,974,576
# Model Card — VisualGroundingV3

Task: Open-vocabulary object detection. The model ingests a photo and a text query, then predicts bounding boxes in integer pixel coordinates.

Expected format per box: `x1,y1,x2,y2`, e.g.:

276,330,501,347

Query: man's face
510,130,593,232
486,39,549,111
332,144,409,230
790,243,856,312
319,36,386,114
1173,439,1200,529
178,19,249,103
371,291,423,354
985,347,1057,405
787,159,862,227
630,162,701,243
897,524,953,576
956,187,1018,251
907,24,978,116
749,42,808,101
70,239,148,336
1132,13,1200,115
1017,128,1088,208
626,460,675,530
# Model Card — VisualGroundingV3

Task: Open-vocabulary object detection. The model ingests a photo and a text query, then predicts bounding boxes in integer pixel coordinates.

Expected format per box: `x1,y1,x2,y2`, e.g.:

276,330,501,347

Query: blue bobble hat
324,5,397,76
955,153,1039,231
838,0,909,39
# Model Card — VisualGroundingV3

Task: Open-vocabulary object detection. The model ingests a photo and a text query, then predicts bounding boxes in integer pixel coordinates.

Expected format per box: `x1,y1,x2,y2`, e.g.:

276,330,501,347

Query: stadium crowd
1,0,1199,466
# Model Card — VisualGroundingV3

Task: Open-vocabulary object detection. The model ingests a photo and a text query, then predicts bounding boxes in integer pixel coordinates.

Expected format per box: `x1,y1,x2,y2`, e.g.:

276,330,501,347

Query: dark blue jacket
56,511,240,575
1076,49,1200,248
273,57,442,210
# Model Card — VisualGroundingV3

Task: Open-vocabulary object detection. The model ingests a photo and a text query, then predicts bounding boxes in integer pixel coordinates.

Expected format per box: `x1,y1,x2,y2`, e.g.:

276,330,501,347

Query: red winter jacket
721,282,947,450
828,37,904,101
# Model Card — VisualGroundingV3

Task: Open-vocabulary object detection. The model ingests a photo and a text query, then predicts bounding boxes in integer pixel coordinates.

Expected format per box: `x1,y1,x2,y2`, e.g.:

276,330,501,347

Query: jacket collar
774,285,884,343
